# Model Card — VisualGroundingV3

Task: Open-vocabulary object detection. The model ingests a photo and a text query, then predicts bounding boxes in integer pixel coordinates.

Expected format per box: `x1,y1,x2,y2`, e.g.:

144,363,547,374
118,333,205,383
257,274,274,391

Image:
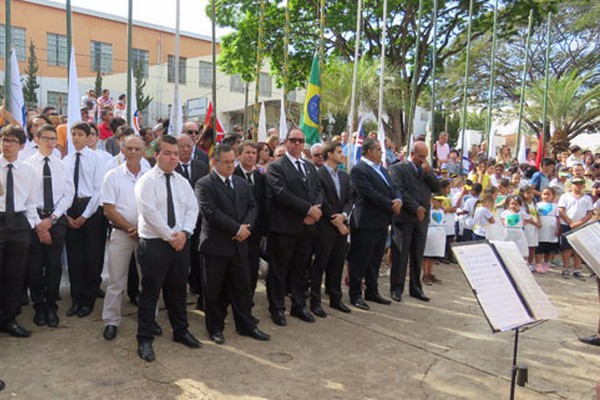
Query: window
167,55,186,84
90,40,113,73
259,72,272,97
131,48,149,78
0,25,27,60
230,75,244,93
46,91,67,113
47,33,68,67
199,61,212,87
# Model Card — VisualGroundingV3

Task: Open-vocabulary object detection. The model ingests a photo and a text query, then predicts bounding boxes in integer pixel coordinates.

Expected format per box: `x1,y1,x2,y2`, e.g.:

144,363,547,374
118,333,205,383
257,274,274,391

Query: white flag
129,70,139,134
517,134,527,164
9,48,25,128
167,91,183,136
258,102,267,142
66,46,80,154
378,119,387,167
487,123,497,160
279,97,288,139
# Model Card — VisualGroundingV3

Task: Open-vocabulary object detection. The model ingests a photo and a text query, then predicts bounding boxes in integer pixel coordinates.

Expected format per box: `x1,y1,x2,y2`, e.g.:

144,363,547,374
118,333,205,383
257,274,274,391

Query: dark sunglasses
187,130,199,135
289,138,305,144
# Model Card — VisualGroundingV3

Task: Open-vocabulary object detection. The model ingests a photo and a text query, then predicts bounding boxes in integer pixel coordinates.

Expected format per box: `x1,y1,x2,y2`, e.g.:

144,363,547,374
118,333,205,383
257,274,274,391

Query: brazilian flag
299,53,321,145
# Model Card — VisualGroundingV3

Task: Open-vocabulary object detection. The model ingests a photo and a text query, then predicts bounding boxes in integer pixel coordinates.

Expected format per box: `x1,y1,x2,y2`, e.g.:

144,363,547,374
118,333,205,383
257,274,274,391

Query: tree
212,0,548,146
94,71,103,99
23,41,39,110
134,64,153,112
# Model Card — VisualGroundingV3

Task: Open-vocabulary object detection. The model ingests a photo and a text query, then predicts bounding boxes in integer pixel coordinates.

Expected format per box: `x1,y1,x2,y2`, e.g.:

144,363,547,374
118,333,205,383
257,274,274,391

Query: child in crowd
557,176,594,280
520,187,541,267
439,180,457,263
535,187,560,272
458,183,483,242
423,196,446,285
472,194,495,241
496,178,511,209
500,195,532,260
511,173,522,194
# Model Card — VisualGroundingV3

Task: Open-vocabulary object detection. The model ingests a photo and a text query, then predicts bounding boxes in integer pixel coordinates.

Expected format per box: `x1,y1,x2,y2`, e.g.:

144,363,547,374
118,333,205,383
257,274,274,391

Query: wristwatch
50,215,58,225
183,230,192,239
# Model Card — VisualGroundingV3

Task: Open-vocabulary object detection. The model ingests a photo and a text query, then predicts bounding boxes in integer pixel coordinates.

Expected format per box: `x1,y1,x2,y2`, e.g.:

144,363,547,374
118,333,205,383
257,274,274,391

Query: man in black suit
266,128,323,326
234,140,267,299
196,145,270,344
389,141,440,302
347,139,401,310
176,135,209,309
310,141,353,316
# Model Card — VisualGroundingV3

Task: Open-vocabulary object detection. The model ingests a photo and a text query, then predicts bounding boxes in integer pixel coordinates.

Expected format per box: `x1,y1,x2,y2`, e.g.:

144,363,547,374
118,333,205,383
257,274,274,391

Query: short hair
310,143,323,154
541,158,555,167
322,141,341,161
42,106,56,115
499,178,510,188
115,125,134,138
439,179,451,190
238,139,258,154
110,117,126,133
1,124,26,144
286,128,304,140
221,133,242,146
361,138,379,156
36,124,56,139
213,144,235,161
155,135,178,153
118,94,126,101
88,122,99,136
26,114,52,136
570,145,581,153
101,107,114,120
471,183,483,195
71,121,91,136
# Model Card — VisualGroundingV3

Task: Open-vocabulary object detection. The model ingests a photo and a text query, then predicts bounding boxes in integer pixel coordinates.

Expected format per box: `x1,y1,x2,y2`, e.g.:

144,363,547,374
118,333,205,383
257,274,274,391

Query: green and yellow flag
299,53,321,144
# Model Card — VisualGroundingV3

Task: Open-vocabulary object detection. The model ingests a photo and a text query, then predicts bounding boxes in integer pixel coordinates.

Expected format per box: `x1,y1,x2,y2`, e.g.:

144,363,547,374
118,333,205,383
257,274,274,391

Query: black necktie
181,163,190,181
296,160,306,179
165,173,176,228
245,172,253,186
43,157,54,211
5,164,15,225
74,152,81,197
224,177,234,192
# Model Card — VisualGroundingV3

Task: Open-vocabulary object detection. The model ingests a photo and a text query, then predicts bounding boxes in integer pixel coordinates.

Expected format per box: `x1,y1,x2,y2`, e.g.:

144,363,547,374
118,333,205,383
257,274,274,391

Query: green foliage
23,41,39,110
134,64,153,112
94,71,103,100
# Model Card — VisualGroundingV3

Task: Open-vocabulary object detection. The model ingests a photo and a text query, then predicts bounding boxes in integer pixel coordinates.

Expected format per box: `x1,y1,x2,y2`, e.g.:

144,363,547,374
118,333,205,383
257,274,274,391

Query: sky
52,0,231,38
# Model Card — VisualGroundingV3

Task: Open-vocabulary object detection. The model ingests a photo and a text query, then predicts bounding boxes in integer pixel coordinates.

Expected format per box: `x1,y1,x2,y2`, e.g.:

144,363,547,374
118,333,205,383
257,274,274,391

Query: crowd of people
1,100,600,374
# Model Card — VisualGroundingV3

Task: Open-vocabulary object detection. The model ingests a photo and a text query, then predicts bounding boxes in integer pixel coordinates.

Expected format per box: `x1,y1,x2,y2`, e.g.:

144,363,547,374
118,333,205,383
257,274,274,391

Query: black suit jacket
266,155,323,235
349,160,401,230
234,166,267,236
389,160,441,224
176,160,210,189
317,166,353,236
195,172,257,257
192,147,210,165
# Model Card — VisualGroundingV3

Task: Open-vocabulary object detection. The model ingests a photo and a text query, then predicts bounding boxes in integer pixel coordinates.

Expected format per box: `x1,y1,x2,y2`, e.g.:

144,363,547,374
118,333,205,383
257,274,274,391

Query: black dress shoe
77,306,93,318
46,309,59,328
66,304,81,317
33,308,47,326
271,312,287,326
391,291,403,302
138,341,155,362
239,328,270,341
410,292,431,302
103,325,117,341
1,321,31,338
210,331,225,345
579,334,600,346
151,322,163,336
351,298,370,311
129,295,139,306
0,379,4,391
365,293,392,305
310,304,328,318
173,330,202,348
329,301,351,313
290,308,316,323
97,288,105,299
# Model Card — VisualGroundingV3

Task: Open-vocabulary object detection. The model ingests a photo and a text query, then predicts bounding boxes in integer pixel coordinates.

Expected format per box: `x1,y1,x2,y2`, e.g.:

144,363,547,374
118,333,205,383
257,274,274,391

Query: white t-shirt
473,206,494,237
536,201,559,243
461,196,479,229
429,208,445,227
557,192,593,225
500,209,531,229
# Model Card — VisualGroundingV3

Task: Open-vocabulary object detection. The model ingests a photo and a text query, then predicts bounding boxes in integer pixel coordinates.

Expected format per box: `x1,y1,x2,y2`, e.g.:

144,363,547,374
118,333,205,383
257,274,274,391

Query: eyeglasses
313,153,323,157
47,112,59,116
39,136,58,143
288,138,305,144
187,130,199,135
1,138,20,145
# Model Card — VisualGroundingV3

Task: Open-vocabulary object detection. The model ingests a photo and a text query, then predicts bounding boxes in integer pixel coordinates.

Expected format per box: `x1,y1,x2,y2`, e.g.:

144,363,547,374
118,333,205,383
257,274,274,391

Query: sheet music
566,222,600,275
491,241,558,321
452,243,534,332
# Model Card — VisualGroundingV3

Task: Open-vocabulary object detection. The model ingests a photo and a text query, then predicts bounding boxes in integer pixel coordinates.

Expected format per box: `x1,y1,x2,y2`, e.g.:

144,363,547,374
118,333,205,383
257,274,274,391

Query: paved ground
1,261,599,400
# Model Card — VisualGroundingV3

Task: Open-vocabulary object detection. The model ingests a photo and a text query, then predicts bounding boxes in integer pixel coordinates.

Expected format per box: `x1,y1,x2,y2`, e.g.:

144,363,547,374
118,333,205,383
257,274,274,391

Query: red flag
535,131,544,169
203,101,225,143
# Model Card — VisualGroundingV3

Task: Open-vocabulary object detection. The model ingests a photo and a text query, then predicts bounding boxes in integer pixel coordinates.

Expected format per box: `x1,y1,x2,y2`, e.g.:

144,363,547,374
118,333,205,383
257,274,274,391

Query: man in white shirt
24,124,74,329
135,135,201,362
0,125,40,338
19,115,61,161
63,122,105,318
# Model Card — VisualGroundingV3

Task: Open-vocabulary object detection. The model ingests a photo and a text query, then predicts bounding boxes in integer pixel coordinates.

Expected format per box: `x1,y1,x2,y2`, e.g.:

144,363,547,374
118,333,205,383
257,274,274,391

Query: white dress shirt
101,163,149,227
24,152,75,220
63,146,104,218
286,151,307,175
0,156,40,227
18,141,62,161
106,153,151,172
135,165,199,241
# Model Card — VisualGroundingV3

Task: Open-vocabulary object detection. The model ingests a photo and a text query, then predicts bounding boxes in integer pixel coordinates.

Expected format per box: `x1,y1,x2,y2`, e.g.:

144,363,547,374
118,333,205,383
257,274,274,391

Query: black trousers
390,221,428,295
0,214,32,324
188,225,204,300
127,254,140,300
27,218,67,312
202,253,256,335
65,209,103,308
266,230,315,314
310,232,347,305
247,234,262,298
137,238,189,343
347,228,387,301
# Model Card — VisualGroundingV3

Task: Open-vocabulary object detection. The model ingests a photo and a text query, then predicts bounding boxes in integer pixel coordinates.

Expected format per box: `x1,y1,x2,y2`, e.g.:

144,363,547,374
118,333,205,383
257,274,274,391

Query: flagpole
4,0,12,107
211,0,217,133
541,13,552,156
459,0,475,175
515,9,534,159
253,0,265,137
347,0,363,168
376,0,388,133
319,0,325,132
283,0,290,128
126,0,133,126
408,0,424,143
430,0,438,160
485,0,499,154
173,0,181,135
